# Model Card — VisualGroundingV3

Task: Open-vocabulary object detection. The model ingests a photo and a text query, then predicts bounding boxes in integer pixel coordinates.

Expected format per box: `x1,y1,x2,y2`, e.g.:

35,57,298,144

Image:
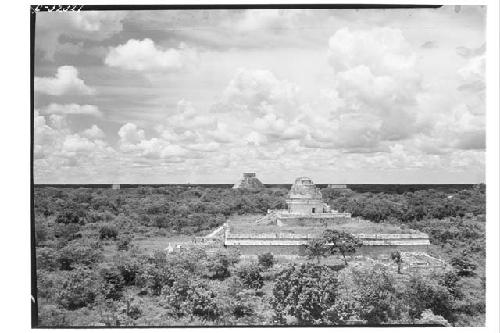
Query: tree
258,252,275,269
203,249,240,280
99,264,125,300
348,265,405,324
56,240,103,270
55,266,99,310
304,238,328,264
391,251,403,274
162,278,222,322
451,253,477,277
271,264,340,325
322,230,362,266
405,274,456,323
236,263,264,290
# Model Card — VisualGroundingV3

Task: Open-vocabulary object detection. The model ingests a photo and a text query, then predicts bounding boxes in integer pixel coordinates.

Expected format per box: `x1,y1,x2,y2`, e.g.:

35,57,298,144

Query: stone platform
224,225,430,258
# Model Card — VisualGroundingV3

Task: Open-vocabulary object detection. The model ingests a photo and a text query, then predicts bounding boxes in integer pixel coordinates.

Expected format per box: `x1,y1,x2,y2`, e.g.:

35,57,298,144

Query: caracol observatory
256,177,351,226
223,176,431,258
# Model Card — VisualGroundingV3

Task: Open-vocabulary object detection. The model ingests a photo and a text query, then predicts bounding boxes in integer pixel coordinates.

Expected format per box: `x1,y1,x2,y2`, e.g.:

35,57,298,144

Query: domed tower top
288,176,323,200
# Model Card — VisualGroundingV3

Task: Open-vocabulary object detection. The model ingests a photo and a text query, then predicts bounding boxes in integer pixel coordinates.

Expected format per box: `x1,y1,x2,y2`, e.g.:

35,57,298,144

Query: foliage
33,185,486,326
55,266,100,310
390,251,403,274
271,264,340,325
321,229,362,265
38,305,68,326
99,264,125,300
36,247,59,271
203,249,240,280
405,274,456,322
235,263,264,290
304,238,329,264
99,224,118,240
415,309,450,326
258,252,275,269
56,240,103,270
117,235,132,251
55,210,85,225
162,278,222,322
347,266,406,324
450,252,477,277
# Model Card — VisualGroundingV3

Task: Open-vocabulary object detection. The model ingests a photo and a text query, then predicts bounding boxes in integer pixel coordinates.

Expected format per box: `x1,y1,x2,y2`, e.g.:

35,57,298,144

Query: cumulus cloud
167,100,216,130
231,9,303,32
33,109,117,183
117,122,206,162
105,39,198,71
328,27,416,74
41,103,102,117
81,125,105,139
36,11,126,60
35,66,95,95
118,123,145,147
215,68,300,118
312,27,422,151
457,53,485,93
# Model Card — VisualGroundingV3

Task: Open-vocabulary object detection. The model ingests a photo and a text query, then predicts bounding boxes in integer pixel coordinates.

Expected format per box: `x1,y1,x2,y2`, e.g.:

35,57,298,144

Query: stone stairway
255,212,278,224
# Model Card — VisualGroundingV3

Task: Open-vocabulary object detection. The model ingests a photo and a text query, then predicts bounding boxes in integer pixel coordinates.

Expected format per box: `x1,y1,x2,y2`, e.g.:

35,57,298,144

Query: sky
33,6,486,184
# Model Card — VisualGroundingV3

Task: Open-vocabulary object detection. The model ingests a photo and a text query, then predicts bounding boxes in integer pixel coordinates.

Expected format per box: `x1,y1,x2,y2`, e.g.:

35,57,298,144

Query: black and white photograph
24,2,499,329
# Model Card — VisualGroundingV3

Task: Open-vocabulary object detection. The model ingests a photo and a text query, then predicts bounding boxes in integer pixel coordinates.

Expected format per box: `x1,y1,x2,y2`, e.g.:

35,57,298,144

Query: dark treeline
34,185,485,327
34,183,479,194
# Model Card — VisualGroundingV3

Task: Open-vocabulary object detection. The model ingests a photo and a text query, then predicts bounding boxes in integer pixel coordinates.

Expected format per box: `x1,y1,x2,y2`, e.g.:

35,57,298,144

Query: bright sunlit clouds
33,6,486,184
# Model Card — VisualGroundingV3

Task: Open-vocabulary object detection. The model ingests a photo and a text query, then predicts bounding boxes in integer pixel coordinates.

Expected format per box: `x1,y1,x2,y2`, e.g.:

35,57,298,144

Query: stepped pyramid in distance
233,172,264,189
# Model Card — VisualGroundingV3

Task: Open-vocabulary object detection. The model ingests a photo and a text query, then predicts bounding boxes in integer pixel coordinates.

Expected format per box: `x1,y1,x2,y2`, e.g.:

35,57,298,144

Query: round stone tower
286,177,326,214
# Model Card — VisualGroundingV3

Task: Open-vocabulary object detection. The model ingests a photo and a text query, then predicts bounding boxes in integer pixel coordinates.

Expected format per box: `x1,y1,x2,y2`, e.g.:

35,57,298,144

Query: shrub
126,302,142,320
99,224,118,240
38,305,68,326
37,270,63,300
116,259,142,286
56,266,99,310
55,210,84,225
451,254,477,277
258,252,275,269
271,263,340,325
117,235,132,251
53,223,81,241
347,265,404,324
406,274,456,323
99,265,125,300
235,263,264,290
36,247,59,271
203,250,239,280
56,240,103,270
162,279,222,321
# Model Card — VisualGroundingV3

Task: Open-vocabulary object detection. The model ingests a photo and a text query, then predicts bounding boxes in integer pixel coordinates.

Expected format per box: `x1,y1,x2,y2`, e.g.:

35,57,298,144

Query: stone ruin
224,176,432,259
263,176,352,226
233,172,264,190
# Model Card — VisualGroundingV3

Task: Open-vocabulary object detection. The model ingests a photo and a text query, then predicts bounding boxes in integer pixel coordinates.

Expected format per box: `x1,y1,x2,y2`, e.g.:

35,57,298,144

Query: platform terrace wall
227,243,429,258
225,232,430,258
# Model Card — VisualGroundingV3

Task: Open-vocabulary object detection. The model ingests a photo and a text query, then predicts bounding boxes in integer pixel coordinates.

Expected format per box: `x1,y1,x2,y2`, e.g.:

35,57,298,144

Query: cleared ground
227,214,420,235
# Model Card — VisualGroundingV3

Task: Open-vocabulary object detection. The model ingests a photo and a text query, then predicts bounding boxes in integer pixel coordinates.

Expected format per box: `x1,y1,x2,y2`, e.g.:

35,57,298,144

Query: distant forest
34,183,480,194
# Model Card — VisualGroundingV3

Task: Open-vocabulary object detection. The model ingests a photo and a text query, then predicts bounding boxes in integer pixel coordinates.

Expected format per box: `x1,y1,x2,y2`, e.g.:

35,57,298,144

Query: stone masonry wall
225,231,430,257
